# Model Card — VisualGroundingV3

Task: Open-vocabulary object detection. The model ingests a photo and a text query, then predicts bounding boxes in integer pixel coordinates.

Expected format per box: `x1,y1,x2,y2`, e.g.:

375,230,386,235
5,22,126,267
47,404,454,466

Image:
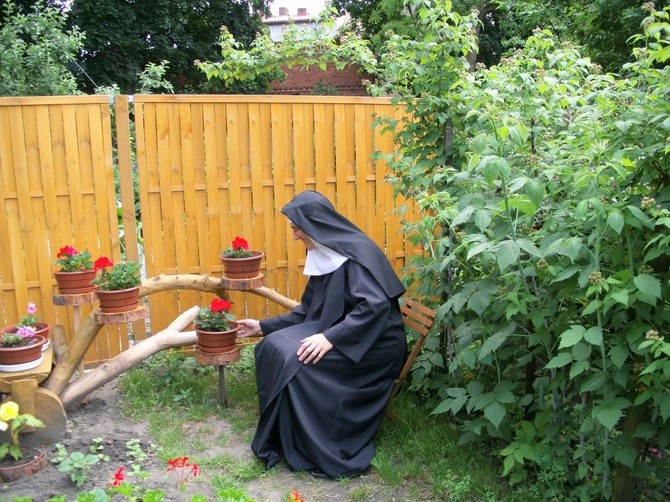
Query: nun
237,190,406,478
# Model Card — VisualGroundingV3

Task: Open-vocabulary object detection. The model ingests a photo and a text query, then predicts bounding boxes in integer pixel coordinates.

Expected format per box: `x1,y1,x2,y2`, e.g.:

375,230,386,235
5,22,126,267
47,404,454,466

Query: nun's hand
237,319,261,338
297,333,333,365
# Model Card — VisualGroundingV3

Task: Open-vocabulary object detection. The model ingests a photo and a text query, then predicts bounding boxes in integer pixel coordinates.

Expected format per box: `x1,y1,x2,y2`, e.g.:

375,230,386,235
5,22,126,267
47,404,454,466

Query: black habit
251,191,407,478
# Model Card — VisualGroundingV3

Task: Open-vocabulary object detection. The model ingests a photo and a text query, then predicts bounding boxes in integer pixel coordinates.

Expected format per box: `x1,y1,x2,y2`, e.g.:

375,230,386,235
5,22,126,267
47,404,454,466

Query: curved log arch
43,274,299,404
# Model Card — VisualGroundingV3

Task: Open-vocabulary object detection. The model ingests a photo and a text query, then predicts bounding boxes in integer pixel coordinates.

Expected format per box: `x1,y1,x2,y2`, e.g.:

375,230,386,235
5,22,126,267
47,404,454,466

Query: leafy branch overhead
196,9,379,89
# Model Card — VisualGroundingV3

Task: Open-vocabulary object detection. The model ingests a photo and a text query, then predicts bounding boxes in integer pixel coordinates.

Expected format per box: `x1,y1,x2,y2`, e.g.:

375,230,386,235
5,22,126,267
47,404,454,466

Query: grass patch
118,347,538,501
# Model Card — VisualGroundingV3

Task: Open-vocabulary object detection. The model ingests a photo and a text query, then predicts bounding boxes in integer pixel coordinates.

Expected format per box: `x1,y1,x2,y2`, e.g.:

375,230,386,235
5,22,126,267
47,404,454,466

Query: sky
269,0,327,17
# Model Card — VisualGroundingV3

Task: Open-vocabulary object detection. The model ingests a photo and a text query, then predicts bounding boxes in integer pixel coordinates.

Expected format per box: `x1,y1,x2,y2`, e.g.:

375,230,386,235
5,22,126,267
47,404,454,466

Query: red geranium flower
112,466,125,487
57,245,78,258
94,256,114,270
232,236,249,250
167,456,199,486
210,298,233,312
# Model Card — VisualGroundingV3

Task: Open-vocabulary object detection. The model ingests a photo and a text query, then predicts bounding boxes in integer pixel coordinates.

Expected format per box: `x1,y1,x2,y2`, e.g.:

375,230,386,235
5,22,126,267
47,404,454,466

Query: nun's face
289,223,315,250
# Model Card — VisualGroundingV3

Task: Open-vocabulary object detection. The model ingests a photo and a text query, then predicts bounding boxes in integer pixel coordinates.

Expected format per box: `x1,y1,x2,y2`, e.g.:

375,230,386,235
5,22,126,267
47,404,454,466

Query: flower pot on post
53,245,98,294
193,298,241,407
220,236,264,280
53,269,97,294
92,258,144,316
220,251,264,280
94,286,141,314
195,323,240,354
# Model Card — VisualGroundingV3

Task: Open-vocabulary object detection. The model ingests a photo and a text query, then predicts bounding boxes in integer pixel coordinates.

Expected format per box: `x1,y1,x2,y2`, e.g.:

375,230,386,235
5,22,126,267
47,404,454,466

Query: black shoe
309,468,330,479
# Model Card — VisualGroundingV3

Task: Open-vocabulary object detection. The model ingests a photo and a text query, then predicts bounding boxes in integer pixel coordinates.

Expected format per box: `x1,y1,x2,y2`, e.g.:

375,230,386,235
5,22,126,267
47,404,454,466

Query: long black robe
251,190,407,477
252,256,406,477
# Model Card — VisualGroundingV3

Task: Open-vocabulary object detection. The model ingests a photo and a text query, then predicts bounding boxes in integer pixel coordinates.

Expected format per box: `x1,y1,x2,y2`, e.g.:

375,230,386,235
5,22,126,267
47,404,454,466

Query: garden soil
1,380,406,502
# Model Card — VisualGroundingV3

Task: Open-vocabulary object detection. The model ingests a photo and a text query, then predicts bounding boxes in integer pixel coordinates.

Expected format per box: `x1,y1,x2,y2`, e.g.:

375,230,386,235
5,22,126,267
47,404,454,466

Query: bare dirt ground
1,381,408,502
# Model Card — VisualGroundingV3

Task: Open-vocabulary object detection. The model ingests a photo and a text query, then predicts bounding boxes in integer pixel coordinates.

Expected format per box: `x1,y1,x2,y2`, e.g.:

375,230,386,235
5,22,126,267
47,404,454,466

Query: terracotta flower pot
95,286,140,313
0,448,48,482
53,269,97,294
0,333,47,366
220,251,264,280
195,323,240,353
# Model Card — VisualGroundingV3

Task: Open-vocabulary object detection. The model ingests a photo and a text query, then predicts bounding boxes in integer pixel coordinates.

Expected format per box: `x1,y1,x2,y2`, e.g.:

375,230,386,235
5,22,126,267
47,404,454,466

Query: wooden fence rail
0,94,412,365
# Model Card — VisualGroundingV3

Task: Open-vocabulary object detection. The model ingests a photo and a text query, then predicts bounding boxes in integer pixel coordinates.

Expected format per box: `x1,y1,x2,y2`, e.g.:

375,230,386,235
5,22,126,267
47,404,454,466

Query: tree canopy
0,0,83,96
67,0,271,94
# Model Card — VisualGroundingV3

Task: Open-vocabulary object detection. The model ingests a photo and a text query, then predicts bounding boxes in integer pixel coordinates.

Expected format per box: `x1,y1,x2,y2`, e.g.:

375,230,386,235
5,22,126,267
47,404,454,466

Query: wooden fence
0,94,412,365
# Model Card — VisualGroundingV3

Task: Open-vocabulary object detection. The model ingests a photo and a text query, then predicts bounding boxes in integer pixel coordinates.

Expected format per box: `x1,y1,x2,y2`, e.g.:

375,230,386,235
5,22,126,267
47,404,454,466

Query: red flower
167,456,189,470
167,456,199,485
94,256,114,270
288,489,306,502
210,298,233,312
57,245,78,258
232,236,249,251
112,466,125,487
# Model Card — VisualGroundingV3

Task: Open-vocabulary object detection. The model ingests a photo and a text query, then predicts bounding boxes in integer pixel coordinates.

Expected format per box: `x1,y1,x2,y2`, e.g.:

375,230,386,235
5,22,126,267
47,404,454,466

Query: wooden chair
385,298,438,417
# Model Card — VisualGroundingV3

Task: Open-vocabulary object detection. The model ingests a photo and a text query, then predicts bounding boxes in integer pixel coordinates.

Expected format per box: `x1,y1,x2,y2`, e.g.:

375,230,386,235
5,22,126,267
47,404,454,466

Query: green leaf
660,394,670,421
468,290,490,316
614,446,638,468
610,289,629,306
569,360,589,379
633,274,661,299
626,205,653,229
595,406,623,429
546,352,573,369
584,327,603,346
496,240,520,272
451,395,468,414
609,345,629,369
581,371,607,393
559,325,585,348
582,299,601,315
452,206,474,227
606,210,624,235
467,242,493,260
474,209,491,231
525,179,545,206
479,331,509,360
484,401,506,429
502,454,516,476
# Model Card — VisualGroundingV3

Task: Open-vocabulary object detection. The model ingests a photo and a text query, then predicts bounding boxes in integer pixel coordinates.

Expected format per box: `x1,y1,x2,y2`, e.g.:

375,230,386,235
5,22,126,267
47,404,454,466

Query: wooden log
42,315,103,397
59,306,199,409
51,324,69,365
140,274,229,298
221,274,265,290
94,305,147,324
249,286,299,310
52,292,97,306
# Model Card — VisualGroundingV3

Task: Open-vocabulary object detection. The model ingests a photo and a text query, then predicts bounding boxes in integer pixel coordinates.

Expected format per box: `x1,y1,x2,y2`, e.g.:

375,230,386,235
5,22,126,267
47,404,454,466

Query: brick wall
268,63,372,96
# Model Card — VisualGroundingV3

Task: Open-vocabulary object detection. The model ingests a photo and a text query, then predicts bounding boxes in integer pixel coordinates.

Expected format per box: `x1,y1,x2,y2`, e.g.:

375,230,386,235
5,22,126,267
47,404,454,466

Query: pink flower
16,326,36,338
27,303,36,315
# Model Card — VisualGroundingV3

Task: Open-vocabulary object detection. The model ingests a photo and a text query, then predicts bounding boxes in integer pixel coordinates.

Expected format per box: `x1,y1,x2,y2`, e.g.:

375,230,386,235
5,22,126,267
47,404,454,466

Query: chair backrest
386,298,437,416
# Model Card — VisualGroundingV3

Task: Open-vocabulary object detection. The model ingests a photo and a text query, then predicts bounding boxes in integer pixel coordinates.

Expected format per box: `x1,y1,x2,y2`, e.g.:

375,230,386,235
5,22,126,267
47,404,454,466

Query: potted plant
220,236,264,279
92,257,142,313
194,298,239,353
0,303,49,368
0,401,47,482
53,245,98,294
